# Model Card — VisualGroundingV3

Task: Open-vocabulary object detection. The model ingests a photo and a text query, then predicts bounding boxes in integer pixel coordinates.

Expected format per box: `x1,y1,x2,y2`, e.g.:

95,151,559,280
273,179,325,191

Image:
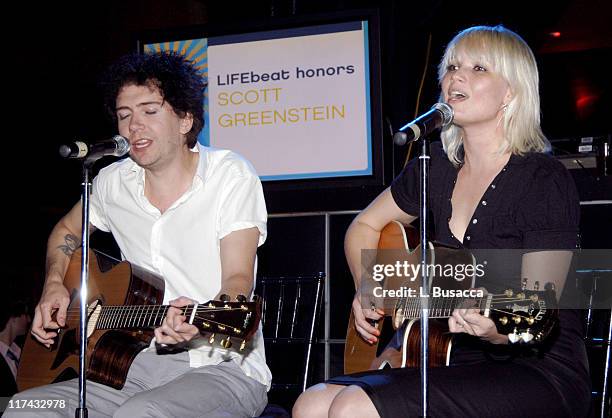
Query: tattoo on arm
58,234,81,256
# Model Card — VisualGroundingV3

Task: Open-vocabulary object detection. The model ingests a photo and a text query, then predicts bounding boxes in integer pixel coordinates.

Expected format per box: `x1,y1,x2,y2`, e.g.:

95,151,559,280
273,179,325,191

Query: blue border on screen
208,21,362,45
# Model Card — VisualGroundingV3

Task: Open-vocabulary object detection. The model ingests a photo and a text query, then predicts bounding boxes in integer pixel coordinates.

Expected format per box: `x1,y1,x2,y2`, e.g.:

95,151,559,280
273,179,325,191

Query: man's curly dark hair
101,51,206,148
0,300,29,331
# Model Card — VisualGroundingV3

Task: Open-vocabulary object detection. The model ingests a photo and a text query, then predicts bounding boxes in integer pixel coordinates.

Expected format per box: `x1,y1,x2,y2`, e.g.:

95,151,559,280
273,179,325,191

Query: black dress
328,142,591,418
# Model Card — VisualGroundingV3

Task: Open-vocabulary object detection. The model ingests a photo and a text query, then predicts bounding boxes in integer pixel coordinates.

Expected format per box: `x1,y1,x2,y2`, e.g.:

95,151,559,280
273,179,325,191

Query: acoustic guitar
17,249,261,391
344,221,559,374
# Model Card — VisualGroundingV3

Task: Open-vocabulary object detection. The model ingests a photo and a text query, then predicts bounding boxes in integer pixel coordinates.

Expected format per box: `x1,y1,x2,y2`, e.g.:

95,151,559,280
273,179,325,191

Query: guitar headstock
489,283,558,344
188,295,262,351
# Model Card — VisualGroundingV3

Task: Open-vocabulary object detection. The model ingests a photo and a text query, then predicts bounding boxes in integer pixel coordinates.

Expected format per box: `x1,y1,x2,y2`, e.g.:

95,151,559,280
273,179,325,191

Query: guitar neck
88,299,260,345
92,304,193,330
397,295,493,320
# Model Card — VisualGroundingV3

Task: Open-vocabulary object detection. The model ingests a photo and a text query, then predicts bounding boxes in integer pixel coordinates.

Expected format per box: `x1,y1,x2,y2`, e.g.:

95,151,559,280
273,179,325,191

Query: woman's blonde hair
438,25,550,166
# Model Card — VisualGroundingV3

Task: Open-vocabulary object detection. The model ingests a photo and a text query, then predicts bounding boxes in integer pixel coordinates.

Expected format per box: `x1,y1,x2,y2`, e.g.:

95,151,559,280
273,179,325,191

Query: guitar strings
63,306,248,316
57,313,246,334
189,317,242,329
487,308,534,320
62,308,249,328
63,306,249,311
397,294,548,321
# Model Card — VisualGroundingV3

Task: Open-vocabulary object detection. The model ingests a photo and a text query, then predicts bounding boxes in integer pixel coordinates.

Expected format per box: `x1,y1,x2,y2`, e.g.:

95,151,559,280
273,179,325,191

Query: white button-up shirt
90,144,271,388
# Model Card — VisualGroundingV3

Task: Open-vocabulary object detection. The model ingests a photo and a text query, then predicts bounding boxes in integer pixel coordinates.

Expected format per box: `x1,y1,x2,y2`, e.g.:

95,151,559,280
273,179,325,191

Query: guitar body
344,221,472,374
345,313,454,373
344,221,559,374
344,311,382,373
17,250,164,391
370,319,453,369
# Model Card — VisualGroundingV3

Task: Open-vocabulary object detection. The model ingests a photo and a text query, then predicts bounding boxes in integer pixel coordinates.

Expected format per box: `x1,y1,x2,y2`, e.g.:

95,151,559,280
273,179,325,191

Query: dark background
4,0,611,413
7,0,611,333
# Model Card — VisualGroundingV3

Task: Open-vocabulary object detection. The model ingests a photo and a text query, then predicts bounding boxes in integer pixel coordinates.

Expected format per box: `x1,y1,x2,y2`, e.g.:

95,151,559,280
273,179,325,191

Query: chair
577,269,612,418
256,274,325,416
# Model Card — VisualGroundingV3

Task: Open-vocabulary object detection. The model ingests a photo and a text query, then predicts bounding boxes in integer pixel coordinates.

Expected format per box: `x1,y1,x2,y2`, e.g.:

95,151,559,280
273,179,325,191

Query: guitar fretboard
397,296,490,320
92,305,189,329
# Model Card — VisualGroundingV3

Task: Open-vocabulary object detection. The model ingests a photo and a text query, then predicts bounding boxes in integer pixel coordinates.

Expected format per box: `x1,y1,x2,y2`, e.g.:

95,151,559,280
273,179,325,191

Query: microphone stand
76,157,96,418
393,103,452,417
58,137,129,417
418,137,431,418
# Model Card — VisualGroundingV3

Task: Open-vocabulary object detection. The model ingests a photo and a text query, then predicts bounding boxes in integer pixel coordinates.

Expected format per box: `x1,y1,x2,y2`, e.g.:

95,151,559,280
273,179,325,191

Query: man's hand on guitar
31,281,71,347
449,308,508,345
352,294,385,344
154,296,200,345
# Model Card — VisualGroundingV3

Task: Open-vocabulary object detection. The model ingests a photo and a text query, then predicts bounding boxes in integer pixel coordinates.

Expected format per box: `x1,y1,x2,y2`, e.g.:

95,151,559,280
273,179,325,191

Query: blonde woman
293,25,590,418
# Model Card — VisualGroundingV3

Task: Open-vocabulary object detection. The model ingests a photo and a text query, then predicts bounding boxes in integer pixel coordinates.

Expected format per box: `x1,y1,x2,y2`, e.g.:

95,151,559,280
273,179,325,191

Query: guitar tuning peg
240,340,246,351
520,331,534,343
513,316,521,324
521,278,528,290
533,281,539,291
220,337,232,349
219,294,231,302
508,330,520,344
209,333,216,344
499,316,508,325
504,289,514,297
236,295,247,302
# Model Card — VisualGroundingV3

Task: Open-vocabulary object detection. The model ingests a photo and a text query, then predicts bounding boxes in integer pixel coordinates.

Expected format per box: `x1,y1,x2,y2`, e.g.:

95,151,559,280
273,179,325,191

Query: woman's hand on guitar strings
31,281,71,348
449,304,508,345
154,296,200,345
352,294,384,344
448,288,508,344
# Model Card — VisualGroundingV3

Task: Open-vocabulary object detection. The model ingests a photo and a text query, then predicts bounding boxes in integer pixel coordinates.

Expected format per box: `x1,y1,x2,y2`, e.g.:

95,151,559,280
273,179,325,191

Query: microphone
59,135,130,160
393,103,454,146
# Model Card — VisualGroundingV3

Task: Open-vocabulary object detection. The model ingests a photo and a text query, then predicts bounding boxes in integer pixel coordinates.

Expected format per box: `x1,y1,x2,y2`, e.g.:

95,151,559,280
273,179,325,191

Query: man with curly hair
7,52,270,417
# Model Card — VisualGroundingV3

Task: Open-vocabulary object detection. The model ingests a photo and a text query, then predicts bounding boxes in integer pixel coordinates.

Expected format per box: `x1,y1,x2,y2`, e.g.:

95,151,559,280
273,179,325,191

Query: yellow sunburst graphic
144,38,208,78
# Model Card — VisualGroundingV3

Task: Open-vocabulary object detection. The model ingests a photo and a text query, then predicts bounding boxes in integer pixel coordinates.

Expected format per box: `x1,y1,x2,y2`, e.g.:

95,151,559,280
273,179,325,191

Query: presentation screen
139,12,382,187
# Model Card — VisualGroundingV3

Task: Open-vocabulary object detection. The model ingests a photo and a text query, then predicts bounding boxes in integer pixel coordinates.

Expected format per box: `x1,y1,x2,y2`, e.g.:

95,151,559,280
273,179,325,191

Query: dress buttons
472,219,478,224
491,184,496,189
465,235,471,240
481,200,487,206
